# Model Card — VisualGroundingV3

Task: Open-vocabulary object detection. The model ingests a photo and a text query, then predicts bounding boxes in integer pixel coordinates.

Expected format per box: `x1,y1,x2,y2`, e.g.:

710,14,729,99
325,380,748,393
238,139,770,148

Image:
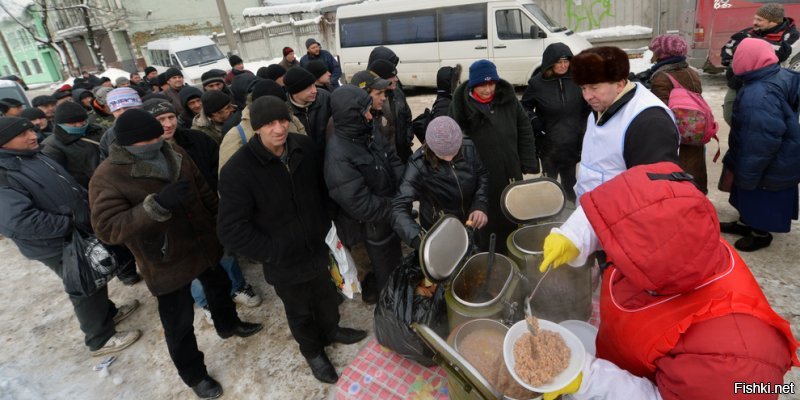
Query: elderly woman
644,34,709,193
521,43,589,202
720,37,800,251
450,59,537,252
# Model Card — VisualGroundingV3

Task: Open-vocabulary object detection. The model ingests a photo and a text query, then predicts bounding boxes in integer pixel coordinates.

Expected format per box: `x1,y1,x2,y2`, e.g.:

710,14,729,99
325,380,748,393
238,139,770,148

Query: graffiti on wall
566,0,615,32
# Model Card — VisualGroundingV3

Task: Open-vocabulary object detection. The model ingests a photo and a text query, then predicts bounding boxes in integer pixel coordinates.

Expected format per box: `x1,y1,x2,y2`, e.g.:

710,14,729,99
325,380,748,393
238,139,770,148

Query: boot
306,352,338,384
734,231,773,252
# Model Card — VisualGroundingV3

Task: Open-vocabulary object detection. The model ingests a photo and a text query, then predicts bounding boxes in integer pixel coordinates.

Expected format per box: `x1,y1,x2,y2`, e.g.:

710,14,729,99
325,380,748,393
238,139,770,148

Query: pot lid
412,322,503,400
419,214,470,283
500,178,566,225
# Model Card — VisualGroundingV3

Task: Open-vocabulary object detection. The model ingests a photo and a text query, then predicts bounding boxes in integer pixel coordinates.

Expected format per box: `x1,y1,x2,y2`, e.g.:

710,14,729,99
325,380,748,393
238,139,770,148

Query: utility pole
215,0,239,56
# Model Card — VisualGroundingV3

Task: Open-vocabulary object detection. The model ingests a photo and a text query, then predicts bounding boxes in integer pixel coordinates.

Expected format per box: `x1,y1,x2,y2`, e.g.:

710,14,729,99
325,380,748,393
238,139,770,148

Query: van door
489,6,545,85
437,4,489,82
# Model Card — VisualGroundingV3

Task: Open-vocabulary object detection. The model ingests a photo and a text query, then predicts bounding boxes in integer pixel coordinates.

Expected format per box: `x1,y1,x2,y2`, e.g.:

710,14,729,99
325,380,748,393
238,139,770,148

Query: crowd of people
0,3,799,399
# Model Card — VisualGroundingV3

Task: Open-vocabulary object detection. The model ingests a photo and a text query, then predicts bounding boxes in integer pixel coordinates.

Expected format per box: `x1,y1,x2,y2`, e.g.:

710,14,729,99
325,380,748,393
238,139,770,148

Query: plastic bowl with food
503,318,585,393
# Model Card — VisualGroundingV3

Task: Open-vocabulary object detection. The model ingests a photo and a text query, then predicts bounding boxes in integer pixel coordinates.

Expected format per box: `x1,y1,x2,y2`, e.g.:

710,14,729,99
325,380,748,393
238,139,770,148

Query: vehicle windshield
175,45,225,68
0,87,28,107
523,4,565,32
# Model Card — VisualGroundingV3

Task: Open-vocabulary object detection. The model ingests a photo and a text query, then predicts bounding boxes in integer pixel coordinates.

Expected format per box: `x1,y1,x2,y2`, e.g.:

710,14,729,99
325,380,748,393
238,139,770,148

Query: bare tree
0,0,70,79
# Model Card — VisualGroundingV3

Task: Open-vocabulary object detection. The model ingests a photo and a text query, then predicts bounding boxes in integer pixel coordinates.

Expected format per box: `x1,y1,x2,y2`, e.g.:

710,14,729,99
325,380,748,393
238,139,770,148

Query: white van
336,0,592,87
144,36,230,86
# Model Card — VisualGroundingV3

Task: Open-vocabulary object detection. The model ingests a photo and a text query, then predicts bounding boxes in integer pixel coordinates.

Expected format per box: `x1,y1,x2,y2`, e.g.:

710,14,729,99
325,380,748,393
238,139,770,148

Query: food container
501,179,593,323
413,320,541,400
419,216,523,330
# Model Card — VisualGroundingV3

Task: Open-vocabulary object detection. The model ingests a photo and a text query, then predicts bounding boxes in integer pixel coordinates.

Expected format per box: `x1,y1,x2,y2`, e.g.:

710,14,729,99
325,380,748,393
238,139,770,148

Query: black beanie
369,59,397,79
156,73,167,86
54,101,89,124
115,108,164,146
264,64,286,81
32,95,57,107
283,67,316,95
201,90,231,115
144,66,157,75
20,107,47,121
163,67,183,82
251,79,287,102
305,60,329,79
201,69,226,87
250,96,290,131
0,117,34,146
142,98,176,118
229,55,243,67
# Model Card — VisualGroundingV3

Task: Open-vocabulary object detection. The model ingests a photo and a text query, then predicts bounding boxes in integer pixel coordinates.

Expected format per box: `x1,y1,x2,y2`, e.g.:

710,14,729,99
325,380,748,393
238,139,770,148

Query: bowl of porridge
503,317,585,393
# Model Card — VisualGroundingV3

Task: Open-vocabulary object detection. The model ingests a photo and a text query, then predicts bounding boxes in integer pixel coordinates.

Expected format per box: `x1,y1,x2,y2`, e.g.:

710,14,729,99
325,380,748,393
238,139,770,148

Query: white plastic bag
326,222,361,298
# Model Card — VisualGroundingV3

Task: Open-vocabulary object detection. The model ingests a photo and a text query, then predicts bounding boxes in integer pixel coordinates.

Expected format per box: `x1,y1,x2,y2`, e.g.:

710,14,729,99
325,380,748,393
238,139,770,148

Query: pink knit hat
649,34,688,60
732,38,778,75
426,116,463,158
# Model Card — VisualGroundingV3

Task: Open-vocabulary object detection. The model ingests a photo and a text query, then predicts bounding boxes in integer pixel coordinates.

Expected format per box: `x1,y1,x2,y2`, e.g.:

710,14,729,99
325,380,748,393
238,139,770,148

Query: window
496,9,536,40
31,59,42,74
175,45,224,68
385,12,436,45
438,4,487,42
523,4,562,32
20,61,31,76
339,17,383,48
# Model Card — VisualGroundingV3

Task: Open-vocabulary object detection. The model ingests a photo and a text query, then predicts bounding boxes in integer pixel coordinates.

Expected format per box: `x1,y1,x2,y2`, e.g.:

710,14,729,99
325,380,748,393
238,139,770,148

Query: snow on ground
578,25,653,40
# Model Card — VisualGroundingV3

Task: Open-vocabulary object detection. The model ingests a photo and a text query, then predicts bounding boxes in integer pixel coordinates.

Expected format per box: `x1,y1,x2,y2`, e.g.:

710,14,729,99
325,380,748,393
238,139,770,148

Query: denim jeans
190,253,244,307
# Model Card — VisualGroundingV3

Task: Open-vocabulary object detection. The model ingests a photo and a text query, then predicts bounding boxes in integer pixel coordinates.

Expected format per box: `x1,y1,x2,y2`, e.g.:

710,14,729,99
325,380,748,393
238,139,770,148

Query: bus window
438,4,487,42
496,9,536,40
340,18,383,48
386,11,436,45
176,45,224,67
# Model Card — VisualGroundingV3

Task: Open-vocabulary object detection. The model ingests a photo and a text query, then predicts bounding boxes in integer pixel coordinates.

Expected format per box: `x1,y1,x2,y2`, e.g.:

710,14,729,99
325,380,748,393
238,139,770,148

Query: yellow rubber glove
543,372,583,400
539,232,580,273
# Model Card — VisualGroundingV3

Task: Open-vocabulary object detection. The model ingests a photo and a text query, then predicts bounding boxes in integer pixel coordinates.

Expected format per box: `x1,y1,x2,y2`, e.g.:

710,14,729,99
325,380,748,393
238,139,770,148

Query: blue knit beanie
468,59,500,89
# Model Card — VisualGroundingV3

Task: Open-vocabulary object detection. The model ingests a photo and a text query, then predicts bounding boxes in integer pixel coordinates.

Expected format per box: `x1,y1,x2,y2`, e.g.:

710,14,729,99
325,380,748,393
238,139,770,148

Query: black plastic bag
62,228,121,297
374,253,448,366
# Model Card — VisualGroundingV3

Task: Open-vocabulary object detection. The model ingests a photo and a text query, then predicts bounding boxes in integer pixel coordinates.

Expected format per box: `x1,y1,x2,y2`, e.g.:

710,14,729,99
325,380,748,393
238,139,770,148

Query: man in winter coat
19,107,51,142
539,162,798,400
646,34,709,194
32,95,57,132
88,87,115,130
450,59,538,252
217,96,367,384
224,55,251,86
279,46,298,70
306,60,335,93
0,117,142,358
300,38,341,89
89,109,263,399
284,67,332,157
368,47,415,163
720,38,800,252
720,2,799,125
41,102,106,189
193,90,236,144
432,65,461,118
392,116,489,248
179,86,204,129
521,42,589,202
218,79,307,172
325,85,405,299
162,67,188,118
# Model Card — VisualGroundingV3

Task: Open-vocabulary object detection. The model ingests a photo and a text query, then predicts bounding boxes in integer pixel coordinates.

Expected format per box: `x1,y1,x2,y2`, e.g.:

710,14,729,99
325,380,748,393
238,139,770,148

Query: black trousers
541,158,577,202
156,264,240,386
40,254,118,351
273,273,341,359
364,222,402,294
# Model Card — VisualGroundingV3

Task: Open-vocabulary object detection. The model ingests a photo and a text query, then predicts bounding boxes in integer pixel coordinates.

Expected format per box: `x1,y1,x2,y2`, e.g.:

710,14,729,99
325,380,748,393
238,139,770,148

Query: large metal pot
506,222,593,322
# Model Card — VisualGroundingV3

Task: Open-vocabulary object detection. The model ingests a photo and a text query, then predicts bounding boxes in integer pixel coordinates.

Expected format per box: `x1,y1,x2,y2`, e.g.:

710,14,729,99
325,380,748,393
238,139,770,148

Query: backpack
663,73,719,147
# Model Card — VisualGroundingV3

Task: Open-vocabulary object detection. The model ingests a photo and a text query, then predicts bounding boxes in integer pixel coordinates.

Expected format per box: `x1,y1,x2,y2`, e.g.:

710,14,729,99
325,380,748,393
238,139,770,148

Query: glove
155,179,191,210
543,372,582,400
539,232,579,273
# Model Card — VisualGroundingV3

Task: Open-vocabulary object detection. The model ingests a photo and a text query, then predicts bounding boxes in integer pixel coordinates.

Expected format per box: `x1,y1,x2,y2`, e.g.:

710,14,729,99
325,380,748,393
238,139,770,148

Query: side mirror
530,25,547,39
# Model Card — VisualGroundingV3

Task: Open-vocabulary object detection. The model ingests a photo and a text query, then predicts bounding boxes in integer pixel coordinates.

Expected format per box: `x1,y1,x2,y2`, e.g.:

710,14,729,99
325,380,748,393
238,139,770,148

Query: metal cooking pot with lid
419,215,523,329
500,178,594,323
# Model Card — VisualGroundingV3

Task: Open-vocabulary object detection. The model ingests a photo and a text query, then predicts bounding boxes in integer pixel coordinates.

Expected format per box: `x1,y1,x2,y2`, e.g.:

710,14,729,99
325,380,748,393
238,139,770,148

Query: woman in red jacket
539,162,798,400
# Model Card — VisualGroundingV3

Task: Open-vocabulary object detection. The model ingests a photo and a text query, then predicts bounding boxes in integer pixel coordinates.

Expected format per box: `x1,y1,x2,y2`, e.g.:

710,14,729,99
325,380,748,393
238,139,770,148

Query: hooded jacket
369,46,415,162
0,149,89,260
391,139,488,246
178,86,203,129
217,134,331,286
431,65,461,118
40,122,105,188
521,43,589,167
89,142,222,296
324,85,404,245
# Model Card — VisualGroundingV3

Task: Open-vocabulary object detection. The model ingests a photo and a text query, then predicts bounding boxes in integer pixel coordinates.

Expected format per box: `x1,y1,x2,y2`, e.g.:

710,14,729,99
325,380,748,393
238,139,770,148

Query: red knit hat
649,34,688,60
283,47,294,57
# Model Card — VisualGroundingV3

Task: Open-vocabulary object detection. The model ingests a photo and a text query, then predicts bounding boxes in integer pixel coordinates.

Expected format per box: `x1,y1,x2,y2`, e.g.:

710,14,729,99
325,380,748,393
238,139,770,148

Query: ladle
524,265,552,336
479,233,497,296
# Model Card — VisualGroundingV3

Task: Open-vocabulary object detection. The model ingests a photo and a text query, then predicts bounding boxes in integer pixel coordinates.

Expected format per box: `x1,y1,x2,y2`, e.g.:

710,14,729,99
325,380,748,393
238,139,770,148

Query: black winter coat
173,127,220,192
450,79,536,250
287,88,331,157
40,123,105,188
325,85,404,246
369,46,414,162
0,149,89,260
431,65,462,118
391,139,488,246
217,134,330,286
521,44,589,167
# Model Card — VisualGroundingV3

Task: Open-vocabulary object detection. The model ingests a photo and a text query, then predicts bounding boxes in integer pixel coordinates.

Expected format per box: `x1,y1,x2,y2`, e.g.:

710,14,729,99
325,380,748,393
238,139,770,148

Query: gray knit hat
756,3,784,23
425,116,463,158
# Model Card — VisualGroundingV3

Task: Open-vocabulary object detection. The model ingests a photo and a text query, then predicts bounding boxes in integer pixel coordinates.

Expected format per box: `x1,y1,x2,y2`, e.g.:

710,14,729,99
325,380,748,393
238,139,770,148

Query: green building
0,3,63,85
